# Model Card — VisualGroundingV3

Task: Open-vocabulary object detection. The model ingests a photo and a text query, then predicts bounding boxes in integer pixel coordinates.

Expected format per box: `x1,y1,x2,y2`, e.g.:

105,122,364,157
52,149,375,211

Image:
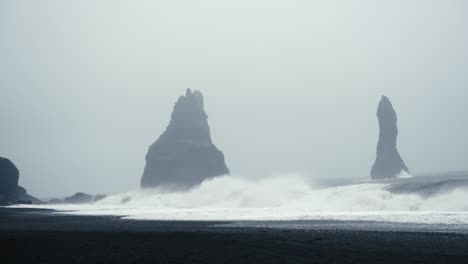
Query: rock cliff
0,157,39,204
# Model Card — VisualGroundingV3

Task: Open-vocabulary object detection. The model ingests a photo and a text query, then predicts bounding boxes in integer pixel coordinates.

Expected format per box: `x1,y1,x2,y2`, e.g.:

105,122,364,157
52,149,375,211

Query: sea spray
16,174,468,223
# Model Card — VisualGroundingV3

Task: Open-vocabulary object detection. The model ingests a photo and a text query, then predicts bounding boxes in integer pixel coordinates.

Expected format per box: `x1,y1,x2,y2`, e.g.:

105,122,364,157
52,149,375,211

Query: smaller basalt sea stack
141,89,230,190
0,157,39,204
371,96,410,180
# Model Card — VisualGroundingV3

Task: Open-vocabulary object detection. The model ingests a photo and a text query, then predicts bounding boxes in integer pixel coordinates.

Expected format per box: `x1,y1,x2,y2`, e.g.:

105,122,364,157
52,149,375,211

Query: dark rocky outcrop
0,157,19,201
48,193,106,204
93,194,107,203
385,172,468,198
121,196,131,204
63,192,93,204
141,89,230,190
0,157,39,204
48,199,63,204
371,96,410,180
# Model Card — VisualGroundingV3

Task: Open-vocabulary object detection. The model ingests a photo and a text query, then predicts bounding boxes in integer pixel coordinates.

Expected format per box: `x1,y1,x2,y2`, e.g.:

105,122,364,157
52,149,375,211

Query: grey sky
1,0,468,197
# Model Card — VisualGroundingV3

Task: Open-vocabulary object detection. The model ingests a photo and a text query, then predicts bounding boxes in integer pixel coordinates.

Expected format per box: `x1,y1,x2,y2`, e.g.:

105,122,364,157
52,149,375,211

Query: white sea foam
17,174,468,226
397,170,413,179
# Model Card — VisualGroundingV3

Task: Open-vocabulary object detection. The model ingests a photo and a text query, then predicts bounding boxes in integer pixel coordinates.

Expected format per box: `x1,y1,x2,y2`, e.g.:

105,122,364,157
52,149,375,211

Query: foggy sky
1,0,468,197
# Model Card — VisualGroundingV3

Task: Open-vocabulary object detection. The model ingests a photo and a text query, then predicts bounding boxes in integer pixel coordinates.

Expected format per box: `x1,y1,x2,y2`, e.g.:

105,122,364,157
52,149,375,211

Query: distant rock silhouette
371,96,410,179
0,157,39,204
93,194,107,203
48,198,63,204
64,192,93,204
141,89,230,190
48,192,105,204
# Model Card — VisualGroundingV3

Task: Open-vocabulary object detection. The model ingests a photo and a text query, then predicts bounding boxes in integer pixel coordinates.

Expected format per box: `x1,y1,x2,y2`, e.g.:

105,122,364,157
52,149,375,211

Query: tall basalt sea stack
141,89,230,190
371,96,410,180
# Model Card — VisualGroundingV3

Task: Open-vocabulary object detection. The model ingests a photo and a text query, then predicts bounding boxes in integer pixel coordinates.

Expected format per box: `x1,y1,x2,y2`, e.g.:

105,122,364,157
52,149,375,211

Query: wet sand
1,208,468,264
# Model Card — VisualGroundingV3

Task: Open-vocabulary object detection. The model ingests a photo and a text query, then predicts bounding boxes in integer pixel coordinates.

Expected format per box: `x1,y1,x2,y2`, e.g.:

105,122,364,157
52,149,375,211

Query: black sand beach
1,208,468,264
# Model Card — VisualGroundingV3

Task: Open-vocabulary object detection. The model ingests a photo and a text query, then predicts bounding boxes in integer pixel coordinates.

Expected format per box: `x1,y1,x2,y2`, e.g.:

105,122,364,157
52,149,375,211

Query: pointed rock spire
371,96,410,179
141,89,230,190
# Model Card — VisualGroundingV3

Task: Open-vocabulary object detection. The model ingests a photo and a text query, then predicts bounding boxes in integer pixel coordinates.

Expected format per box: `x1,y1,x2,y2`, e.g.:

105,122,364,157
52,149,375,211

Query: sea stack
0,157,39,204
371,96,410,180
141,89,230,190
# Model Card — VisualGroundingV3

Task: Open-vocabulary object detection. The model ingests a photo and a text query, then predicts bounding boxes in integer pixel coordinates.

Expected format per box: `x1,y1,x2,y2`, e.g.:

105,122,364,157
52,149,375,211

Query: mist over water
25,174,468,225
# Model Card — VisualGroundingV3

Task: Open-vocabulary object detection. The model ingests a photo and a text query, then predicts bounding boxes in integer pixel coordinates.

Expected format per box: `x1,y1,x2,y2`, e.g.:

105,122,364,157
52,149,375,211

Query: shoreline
1,207,468,263
5,206,468,234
